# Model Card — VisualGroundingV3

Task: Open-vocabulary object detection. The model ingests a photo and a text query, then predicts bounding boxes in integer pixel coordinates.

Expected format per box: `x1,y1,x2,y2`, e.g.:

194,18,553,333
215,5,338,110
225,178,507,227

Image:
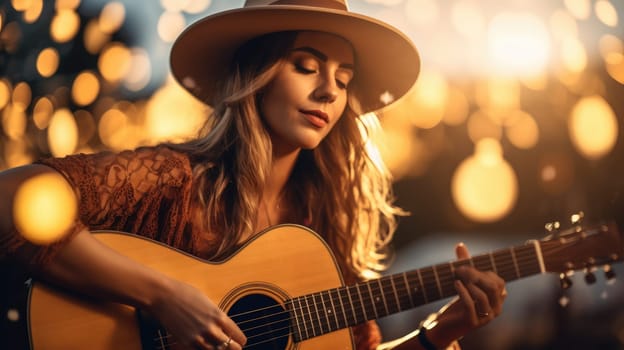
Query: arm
0,164,246,349
377,244,506,350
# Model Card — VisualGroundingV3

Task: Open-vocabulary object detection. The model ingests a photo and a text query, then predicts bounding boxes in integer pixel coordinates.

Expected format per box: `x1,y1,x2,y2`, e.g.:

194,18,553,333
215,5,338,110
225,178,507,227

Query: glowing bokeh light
595,0,618,27
50,9,80,43
33,97,54,130
99,1,125,34
48,108,78,157
0,79,11,109
84,18,111,54
183,0,212,14
12,172,78,245
157,11,186,43
568,95,618,160
124,48,152,91
98,42,131,82
488,12,550,76
450,0,486,40
406,69,447,129
442,87,469,126
550,9,578,41
564,0,591,20
538,152,575,196
12,81,31,112
505,110,539,149
467,110,502,143
36,47,60,78
560,37,587,73
72,71,100,106
2,104,27,140
452,138,518,222
11,0,30,11
55,0,81,10
23,0,43,23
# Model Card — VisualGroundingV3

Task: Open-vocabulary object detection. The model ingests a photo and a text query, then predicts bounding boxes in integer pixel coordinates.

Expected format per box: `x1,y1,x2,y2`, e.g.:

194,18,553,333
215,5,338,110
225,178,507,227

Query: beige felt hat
170,0,420,113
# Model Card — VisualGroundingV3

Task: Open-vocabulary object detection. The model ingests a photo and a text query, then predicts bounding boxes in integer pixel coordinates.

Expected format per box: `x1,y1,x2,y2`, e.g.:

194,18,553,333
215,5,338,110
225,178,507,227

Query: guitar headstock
539,215,622,287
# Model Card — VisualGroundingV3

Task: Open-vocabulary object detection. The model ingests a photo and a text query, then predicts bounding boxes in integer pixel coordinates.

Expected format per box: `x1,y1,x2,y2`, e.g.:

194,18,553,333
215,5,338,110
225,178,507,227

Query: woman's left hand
426,242,507,347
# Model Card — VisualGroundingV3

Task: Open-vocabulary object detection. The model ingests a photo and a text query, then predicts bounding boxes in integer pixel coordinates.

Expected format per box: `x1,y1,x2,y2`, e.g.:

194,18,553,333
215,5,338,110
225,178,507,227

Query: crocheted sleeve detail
25,145,194,267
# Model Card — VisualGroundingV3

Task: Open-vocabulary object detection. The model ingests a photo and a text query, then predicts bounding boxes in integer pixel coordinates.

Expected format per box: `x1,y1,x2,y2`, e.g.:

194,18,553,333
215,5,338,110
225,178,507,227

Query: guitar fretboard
288,243,542,341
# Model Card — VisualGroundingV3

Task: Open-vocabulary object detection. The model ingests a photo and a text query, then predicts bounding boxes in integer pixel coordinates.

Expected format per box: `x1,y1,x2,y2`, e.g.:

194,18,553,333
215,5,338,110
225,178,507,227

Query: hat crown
244,0,348,11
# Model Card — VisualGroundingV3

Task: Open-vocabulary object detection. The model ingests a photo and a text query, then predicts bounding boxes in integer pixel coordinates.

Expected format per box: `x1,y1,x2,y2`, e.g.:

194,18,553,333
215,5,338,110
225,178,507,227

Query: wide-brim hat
170,0,420,113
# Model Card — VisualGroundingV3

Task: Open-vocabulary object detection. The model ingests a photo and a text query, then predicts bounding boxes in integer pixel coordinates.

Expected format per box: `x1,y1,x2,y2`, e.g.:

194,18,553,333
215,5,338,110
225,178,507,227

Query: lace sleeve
23,145,194,268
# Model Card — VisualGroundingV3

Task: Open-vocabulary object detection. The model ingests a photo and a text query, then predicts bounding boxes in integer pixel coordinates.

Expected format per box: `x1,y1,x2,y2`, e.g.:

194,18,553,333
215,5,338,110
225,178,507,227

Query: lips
300,109,329,128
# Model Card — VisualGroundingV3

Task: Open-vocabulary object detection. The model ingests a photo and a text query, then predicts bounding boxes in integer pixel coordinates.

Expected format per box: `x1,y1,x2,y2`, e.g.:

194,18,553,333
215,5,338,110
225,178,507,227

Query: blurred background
1,0,623,348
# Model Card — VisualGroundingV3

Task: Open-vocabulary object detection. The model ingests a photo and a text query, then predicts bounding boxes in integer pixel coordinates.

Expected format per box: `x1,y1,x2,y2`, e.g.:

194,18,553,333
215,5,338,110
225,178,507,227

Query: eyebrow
292,46,354,71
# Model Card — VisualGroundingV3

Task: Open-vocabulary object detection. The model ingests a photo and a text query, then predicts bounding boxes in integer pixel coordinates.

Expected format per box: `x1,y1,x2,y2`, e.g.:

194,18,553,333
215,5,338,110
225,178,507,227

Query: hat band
267,0,348,11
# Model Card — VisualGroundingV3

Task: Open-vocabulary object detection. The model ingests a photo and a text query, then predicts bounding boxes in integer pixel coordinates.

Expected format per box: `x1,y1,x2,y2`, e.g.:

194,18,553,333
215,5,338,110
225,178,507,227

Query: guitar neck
289,240,544,341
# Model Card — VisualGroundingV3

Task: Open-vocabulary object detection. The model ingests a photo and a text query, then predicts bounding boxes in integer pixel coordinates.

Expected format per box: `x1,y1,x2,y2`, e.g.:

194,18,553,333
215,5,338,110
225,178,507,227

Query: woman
0,1,506,349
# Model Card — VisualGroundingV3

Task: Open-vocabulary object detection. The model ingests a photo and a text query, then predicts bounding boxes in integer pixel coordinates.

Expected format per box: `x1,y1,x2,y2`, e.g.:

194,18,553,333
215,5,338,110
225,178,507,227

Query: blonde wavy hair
170,31,405,281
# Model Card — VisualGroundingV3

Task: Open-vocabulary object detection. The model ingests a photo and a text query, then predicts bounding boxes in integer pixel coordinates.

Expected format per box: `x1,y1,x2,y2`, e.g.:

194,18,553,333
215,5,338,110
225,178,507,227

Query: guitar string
153,248,541,347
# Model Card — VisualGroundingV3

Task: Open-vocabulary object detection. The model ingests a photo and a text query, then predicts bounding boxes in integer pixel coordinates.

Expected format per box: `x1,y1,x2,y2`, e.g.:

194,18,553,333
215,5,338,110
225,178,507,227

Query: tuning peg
545,221,561,232
559,272,573,289
570,211,585,225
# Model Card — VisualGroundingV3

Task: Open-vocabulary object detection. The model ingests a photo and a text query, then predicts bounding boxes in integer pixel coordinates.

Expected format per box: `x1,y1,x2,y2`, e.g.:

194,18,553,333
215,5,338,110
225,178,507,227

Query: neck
264,147,300,204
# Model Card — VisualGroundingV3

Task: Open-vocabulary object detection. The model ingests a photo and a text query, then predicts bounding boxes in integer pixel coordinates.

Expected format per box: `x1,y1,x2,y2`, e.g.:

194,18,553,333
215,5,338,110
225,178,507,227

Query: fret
401,272,416,309
318,292,331,333
473,255,493,272
311,293,327,335
342,285,358,326
346,285,363,325
510,247,521,279
365,282,380,319
289,299,303,342
432,265,443,299
304,294,318,337
297,297,309,340
326,289,340,331
354,284,369,321
416,268,428,303
434,263,455,298
383,276,401,314
420,266,438,302
514,245,541,277
493,249,516,281
488,252,498,274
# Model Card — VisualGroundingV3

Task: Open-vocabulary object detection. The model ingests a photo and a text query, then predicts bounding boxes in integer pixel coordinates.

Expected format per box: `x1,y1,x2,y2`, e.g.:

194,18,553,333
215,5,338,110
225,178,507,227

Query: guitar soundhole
228,294,290,349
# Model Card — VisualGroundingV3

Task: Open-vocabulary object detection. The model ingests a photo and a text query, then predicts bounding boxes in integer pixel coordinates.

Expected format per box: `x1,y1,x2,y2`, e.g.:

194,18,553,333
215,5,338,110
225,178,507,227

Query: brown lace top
3,145,382,349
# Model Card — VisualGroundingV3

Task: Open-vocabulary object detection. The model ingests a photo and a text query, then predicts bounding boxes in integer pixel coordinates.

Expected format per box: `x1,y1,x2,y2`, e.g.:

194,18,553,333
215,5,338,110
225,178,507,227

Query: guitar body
28,225,354,350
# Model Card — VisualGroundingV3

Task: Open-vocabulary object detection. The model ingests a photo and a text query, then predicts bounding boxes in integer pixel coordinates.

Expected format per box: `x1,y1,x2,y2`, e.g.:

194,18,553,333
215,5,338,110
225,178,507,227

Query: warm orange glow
72,71,100,106
55,0,80,10
4,139,33,168
12,81,31,112
33,97,54,130
48,108,78,157
505,110,539,149
145,82,207,143
11,0,30,11
2,104,27,140
406,69,447,129
595,0,618,27
99,1,125,34
564,0,591,20
560,37,587,73
568,95,618,159
84,19,111,54
75,109,96,146
467,110,502,142
0,79,11,109
36,47,59,77
157,11,186,43
538,152,575,196
487,12,550,76
98,108,134,150
450,0,485,40
475,79,520,118
50,9,80,43
13,172,78,245
23,0,43,23
550,9,578,41
442,87,469,126
405,0,439,26
452,138,518,222
98,42,131,82
124,48,152,91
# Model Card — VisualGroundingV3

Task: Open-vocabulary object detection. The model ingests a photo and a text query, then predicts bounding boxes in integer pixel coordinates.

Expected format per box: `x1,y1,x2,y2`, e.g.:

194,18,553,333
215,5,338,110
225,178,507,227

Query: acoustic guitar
27,222,623,349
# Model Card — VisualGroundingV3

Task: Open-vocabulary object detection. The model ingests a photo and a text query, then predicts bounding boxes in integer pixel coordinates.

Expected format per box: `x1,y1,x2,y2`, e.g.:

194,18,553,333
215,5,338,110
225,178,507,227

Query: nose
313,76,339,103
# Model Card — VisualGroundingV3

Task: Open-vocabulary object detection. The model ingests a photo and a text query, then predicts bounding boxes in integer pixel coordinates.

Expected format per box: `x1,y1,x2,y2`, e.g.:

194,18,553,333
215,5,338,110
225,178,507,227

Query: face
260,31,355,153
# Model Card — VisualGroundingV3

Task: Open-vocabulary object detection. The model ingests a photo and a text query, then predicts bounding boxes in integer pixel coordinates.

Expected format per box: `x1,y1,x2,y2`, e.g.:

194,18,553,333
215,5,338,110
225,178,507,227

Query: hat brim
170,5,420,113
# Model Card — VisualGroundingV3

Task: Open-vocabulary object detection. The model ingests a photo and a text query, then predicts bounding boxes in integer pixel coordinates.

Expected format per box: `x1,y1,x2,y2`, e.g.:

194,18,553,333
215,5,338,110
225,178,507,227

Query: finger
480,271,506,314
466,282,492,319
194,334,214,350
454,280,478,324
218,312,247,346
455,242,470,259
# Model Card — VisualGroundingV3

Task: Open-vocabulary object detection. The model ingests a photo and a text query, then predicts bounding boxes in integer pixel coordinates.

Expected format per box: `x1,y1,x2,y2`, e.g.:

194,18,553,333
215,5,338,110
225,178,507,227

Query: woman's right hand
149,278,247,349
